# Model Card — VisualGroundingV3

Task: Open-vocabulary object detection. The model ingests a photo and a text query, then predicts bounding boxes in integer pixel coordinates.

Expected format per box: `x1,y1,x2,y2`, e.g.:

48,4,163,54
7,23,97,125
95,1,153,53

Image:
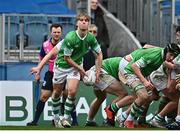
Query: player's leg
177,98,180,122
105,80,135,112
27,71,53,126
150,101,177,128
85,89,106,126
61,78,80,127
136,89,159,128
51,66,68,128
62,86,79,126
27,90,52,126
166,98,180,129
116,106,131,127
52,82,65,128
124,75,149,128
104,80,135,126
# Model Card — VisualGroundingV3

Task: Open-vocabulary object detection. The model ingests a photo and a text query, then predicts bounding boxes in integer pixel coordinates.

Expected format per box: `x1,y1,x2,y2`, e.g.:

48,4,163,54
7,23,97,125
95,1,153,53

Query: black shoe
166,121,180,130
102,119,115,127
72,122,79,126
52,119,55,127
26,121,37,126
85,121,98,127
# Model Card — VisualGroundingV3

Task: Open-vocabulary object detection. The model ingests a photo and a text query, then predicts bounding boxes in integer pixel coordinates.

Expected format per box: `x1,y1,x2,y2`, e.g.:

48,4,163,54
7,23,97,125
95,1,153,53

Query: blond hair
76,12,90,23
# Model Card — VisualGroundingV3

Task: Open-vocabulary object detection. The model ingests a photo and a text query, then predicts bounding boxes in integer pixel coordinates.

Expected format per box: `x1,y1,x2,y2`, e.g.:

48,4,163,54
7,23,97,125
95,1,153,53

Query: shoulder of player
86,32,96,41
42,39,51,48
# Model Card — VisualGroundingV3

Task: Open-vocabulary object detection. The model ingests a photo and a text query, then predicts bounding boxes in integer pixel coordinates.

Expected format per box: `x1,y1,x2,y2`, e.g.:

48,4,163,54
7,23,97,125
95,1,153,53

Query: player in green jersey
123,44,180,128
30,12,103,128
103,43,180,128
149,54,180,129
83,57,135,127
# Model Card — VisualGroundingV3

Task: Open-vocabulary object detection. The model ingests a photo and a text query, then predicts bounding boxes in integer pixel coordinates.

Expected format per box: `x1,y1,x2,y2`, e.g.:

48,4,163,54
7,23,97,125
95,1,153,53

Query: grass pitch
0,125,162,130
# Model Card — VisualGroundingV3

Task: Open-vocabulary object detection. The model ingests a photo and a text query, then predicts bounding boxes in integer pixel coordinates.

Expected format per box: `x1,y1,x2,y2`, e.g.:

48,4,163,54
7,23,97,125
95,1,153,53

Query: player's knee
40,97,48,102
40,95,49,102
139,92,149,102
52,90,61,98
116,89,128,97
68,89,76,97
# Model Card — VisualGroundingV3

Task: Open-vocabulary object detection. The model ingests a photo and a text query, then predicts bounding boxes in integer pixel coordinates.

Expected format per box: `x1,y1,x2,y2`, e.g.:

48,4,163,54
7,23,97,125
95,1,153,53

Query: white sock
175,115,180,122
54,114,60,121
126,114,134,121
121,111,128,121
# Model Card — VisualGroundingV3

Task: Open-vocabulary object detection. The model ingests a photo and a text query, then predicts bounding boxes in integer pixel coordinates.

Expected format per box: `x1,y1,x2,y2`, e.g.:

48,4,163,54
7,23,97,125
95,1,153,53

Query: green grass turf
0,126,163,130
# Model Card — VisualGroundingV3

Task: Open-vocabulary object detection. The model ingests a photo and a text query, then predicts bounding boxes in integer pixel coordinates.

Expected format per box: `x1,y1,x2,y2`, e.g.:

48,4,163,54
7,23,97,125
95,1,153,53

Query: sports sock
111,103,119,113
33,100,45,123
127,102,141,121
121,111,128,121
71,105,78,124
52,97,61,118
64,96,75,120
175,115,180,122
154,114,165,122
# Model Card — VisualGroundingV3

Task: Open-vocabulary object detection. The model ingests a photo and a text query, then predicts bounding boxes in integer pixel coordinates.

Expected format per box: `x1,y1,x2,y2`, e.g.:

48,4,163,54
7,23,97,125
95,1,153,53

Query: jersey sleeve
90,37,101,54
63,37,74,56
172,58,180,78
134,57,147,68
170,70,177,80
55,39,64,51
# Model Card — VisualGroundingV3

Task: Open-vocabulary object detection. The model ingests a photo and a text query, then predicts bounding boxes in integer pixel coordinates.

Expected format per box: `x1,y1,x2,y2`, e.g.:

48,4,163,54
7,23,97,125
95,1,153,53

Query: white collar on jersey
76,30,87,40
161,49,164,60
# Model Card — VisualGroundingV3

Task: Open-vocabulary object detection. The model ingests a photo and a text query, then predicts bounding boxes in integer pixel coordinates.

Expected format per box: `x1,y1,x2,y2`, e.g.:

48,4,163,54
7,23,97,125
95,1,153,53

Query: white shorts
119,57,129,75
118,58,129,84
89,66,116,91
149,65,168,91
124,74,142,87
53,66,80,84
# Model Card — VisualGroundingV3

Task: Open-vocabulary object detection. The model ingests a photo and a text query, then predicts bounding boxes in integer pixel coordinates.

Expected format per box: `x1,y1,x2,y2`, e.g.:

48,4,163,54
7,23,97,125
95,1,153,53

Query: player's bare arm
64,55,86,78
143,44,158,48
131,63,154,90
30,47,58,75
94,51,103,82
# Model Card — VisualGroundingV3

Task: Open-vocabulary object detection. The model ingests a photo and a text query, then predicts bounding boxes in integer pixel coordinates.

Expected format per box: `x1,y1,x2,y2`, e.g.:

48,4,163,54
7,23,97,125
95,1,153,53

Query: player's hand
30,67,40,76
172,64,178,70
78,66,86,79
143,80,154,91
95,69,100,82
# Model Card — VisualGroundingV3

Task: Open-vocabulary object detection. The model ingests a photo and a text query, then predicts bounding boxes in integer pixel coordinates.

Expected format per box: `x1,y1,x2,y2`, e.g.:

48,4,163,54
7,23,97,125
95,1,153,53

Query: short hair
164,43,180,60
88,24,97,29
50,23,63,32
176,26,180,33
76,12,90,23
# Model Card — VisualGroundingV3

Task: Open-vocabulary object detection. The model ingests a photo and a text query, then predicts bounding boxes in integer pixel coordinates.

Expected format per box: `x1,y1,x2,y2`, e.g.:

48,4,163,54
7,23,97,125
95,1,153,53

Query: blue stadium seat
24,16,49,49
5,16,20,49
61,22,75,38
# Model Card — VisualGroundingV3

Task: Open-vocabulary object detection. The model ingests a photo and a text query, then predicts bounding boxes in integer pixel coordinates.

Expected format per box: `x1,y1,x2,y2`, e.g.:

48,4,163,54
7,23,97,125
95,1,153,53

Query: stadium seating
5,16,20,49
24,16,49,49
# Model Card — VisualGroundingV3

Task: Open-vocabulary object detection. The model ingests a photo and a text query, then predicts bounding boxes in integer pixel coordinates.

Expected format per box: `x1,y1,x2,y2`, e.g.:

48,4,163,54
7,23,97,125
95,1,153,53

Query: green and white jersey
55,31,101,68
102,57,122,79
173,54,180,65
172,54,180,75
125,47,164,77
